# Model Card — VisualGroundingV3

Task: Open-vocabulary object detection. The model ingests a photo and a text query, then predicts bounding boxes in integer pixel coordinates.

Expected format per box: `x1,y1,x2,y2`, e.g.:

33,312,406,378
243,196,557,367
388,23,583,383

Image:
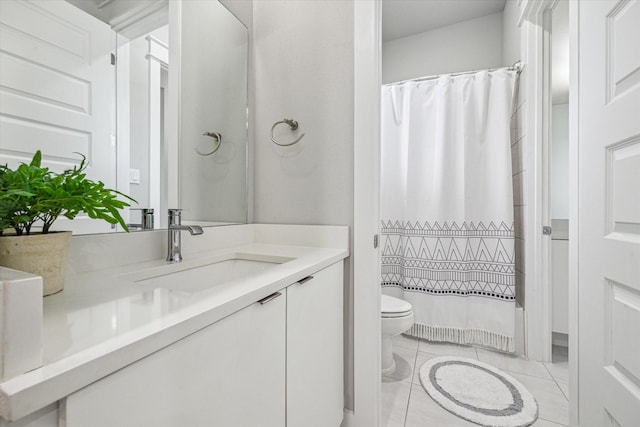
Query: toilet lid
381,295,412,317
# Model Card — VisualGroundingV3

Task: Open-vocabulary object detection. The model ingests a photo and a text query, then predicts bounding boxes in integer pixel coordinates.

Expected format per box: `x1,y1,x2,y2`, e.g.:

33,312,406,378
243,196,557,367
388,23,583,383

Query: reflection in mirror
179,1,248,226
0,0,122,234
116,24,170,230
0,0,248,235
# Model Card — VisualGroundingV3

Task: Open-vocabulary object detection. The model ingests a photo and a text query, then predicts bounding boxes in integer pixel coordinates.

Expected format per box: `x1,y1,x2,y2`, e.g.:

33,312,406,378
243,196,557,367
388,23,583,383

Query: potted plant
0,151,135,295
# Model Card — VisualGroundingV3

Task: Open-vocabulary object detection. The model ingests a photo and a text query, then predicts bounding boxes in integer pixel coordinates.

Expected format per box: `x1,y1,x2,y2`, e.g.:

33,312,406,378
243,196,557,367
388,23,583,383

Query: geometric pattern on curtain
381,220,515,301
380,68,518,352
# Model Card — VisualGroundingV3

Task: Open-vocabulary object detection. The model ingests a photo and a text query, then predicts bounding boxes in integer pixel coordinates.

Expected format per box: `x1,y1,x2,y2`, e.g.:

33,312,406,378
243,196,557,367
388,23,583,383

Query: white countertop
0,227,348,421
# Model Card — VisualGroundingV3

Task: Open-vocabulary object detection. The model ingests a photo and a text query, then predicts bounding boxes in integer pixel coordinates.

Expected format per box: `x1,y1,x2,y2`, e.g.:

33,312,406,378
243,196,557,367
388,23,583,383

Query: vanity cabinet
60,261,344,427
64,293,287,427
287,261,344,427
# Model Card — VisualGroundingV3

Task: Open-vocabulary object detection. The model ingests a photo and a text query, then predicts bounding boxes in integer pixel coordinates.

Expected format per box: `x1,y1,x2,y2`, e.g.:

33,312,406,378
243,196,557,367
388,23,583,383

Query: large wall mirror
0,0,248,234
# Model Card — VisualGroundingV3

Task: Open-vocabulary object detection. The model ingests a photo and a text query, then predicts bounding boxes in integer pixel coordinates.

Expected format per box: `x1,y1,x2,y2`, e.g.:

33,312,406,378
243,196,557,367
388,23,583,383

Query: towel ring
271,119,305,146
196,132,222,156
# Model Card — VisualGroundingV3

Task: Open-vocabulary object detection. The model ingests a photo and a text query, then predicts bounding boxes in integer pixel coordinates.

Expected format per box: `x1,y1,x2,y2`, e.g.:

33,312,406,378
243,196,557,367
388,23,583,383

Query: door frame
348,0,381,426
520,0,578,423
519,0,556,364
567,1,579,424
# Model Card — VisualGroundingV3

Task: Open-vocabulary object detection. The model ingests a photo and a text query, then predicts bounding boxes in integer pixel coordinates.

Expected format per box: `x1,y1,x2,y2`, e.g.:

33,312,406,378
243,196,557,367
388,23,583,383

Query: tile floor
381,335,569,427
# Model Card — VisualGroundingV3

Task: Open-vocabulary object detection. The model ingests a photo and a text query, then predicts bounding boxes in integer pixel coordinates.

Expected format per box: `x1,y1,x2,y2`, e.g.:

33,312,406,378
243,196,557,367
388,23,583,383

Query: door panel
578,0,640,425
0,0,116,234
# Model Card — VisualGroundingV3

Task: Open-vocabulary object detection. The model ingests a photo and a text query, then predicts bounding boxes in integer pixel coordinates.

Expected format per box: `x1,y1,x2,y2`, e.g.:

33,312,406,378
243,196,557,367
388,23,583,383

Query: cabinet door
287,261,344,427
65,292,286,427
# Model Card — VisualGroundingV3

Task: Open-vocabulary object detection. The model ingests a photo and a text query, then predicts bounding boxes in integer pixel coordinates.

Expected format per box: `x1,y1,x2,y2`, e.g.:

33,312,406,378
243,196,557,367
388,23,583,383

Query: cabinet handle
297,276,314,285
258,291,282,305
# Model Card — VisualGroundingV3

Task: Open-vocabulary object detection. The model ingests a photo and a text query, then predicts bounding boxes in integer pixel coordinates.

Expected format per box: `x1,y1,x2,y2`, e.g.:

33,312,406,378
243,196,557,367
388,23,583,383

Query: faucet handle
168,208,183,226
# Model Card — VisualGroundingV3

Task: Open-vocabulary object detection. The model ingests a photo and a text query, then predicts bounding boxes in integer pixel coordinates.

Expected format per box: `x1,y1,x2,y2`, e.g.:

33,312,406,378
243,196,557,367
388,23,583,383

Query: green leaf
0,150,136,234
30,150,42,168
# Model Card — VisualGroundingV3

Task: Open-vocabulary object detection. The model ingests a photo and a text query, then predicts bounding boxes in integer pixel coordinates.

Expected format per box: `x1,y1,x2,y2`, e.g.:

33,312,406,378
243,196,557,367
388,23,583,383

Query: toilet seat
381,295,413,318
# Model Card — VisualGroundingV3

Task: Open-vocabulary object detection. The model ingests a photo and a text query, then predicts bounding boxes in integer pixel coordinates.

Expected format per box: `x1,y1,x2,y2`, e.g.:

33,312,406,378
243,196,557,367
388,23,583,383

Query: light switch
129,168,141,184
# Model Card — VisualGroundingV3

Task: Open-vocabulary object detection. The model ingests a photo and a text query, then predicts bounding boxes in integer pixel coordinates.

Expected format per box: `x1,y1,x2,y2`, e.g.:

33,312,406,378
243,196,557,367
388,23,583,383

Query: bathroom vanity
0,225,348,427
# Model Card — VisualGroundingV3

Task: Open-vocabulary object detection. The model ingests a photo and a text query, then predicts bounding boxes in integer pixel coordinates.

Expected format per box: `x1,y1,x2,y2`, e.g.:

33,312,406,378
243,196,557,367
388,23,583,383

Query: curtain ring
196,132,222,156
271,119,305,146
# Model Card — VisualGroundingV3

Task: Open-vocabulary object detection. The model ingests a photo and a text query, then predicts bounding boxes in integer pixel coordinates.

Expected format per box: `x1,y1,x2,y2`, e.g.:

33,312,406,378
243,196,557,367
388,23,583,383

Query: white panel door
0,0,116,234
578,0,640,426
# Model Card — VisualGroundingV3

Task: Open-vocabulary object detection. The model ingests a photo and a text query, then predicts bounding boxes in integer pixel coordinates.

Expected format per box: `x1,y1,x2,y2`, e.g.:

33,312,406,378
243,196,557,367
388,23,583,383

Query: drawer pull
258,291,282,305
297,276,314,285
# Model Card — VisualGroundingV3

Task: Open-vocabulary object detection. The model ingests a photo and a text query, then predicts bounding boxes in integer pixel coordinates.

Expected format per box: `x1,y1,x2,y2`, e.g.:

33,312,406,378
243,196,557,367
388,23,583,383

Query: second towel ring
271,118,305,146
196,132,222,156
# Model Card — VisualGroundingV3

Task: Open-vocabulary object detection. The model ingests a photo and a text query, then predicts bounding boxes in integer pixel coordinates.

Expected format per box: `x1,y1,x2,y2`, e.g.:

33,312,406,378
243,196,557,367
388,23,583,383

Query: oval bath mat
419,356,538,427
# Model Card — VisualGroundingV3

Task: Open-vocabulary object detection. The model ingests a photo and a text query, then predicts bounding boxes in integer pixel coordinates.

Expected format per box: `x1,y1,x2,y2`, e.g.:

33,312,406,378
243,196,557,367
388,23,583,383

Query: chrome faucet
127,208,155,230
167,208,204,263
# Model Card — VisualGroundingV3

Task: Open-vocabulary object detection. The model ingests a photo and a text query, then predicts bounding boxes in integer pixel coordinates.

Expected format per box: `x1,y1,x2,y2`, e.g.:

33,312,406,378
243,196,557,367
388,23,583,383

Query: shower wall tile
510,84,526,308
515,269,525,307
514,206,525,239
511,127,524,147
513,172,525,206
511,139,523,172
515,237,525,275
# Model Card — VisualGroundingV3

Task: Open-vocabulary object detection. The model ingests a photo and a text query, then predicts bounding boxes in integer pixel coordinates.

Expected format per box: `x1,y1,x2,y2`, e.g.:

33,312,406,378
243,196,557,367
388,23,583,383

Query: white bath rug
419,356,538,427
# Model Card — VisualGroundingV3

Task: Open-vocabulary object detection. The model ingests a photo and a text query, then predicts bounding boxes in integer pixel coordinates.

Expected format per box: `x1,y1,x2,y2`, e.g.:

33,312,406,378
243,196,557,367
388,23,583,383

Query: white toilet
381,294,414,375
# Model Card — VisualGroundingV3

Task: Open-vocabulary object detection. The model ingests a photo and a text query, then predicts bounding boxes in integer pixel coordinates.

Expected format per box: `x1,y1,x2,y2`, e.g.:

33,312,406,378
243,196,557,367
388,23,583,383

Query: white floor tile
476,348,553,380
544,361,569,384
411,351,441,385
393,334,420,352
417,340,478,359
381,381,411,427
383,346,417,383
531,418,568,426
557,381,569,400
404,384,477,427
509,372,569,426
380,344,570,427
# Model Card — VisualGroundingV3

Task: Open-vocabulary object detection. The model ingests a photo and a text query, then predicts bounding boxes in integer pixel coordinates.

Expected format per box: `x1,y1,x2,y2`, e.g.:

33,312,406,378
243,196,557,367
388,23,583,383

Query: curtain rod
385,60,523,86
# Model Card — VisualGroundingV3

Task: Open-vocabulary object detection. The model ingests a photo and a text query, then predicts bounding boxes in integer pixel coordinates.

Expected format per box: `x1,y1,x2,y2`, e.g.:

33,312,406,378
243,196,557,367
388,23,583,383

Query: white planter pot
0,231,72,296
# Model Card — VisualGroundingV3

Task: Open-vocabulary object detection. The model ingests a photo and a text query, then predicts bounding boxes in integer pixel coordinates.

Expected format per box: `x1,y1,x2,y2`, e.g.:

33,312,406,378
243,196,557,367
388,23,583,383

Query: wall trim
109,1,168,40
146,35,168,219
115,37,131,226
146,35,169,67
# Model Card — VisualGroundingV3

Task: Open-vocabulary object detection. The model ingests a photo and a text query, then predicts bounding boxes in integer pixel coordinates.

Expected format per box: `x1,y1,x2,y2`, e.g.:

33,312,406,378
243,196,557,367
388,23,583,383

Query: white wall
382,11,504,84
551,103,569,219
220,0,252,28
252,0,355,409
502,0,521,66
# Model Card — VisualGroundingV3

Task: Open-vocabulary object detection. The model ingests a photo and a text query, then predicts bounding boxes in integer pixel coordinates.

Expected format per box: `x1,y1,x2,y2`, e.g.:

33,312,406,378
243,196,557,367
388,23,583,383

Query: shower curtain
381,69,517,352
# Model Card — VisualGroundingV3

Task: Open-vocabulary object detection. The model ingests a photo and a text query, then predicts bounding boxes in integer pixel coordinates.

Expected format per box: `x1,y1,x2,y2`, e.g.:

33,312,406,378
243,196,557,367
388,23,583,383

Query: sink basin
118,253,293,293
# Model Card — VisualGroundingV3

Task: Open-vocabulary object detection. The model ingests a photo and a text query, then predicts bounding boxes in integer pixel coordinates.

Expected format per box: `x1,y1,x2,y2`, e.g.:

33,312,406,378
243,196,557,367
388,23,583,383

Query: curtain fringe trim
407,323,514,353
